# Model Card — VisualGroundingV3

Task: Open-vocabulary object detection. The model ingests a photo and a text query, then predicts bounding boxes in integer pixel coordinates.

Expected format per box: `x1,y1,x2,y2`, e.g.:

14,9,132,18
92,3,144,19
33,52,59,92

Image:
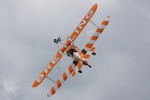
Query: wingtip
32,81,39,88
107,16,111,18
106,16,111,20
94,3,98,7
32,83,36,88
91,3,98,10
94,3,98,5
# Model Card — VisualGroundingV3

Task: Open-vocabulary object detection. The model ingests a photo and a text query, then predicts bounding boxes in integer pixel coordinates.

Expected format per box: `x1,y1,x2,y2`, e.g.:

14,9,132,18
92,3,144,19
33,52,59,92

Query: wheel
78,70,82,73
88,65,92,68
92,52,96,55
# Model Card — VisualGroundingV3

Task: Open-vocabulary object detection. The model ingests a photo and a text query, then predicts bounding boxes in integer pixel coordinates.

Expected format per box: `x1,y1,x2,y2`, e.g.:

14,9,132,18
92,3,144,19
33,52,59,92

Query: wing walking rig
32,3,110,97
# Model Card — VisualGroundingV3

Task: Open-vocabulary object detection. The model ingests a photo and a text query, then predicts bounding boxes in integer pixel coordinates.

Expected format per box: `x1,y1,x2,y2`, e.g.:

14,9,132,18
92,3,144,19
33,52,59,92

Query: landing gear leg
78,70,82,73
82,61,92,68
72,60,83,73
88,65,92,68
92,52,96,56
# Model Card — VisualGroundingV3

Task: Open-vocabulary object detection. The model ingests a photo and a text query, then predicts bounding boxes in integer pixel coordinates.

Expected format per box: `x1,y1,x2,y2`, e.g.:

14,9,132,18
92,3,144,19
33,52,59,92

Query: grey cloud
0,0,150,100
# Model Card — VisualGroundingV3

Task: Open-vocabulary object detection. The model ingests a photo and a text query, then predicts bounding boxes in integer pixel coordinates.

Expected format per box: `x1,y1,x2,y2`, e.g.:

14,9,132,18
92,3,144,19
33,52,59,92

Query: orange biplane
32,3,110,97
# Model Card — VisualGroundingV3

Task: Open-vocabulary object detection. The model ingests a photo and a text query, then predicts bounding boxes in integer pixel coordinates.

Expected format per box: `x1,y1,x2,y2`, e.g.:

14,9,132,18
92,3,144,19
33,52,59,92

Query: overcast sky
0,0,150,100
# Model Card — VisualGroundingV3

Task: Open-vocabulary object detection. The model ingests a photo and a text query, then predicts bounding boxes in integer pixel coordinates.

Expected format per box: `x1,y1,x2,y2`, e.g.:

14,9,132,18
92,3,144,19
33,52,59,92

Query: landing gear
78,70,82,73
82,61,91,68
92,52,96,55
88,65,92,68
73,60,83,73
72,60,92,74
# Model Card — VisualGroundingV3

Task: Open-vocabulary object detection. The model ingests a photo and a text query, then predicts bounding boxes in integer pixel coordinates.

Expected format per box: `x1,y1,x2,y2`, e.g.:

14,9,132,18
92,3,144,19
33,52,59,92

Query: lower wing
47,61,83,97
81,16,111,55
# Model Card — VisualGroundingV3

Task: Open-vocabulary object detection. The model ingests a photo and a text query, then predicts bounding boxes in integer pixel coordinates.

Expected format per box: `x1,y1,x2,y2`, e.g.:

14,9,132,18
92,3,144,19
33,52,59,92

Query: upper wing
32,49,64,88
63,3,97,47
47,61,83,97
81,16,111,55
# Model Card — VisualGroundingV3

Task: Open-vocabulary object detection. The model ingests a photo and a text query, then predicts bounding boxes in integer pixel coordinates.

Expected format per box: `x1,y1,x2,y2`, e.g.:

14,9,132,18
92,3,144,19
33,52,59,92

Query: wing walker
32,3,111,97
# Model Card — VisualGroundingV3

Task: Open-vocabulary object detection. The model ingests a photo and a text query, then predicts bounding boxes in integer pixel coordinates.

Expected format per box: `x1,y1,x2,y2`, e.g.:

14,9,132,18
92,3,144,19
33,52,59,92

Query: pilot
66,48,77,57
66,45,77,57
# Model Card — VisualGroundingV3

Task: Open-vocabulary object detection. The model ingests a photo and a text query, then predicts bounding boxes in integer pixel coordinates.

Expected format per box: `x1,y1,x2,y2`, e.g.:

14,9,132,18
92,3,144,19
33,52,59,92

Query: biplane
32,3,110,97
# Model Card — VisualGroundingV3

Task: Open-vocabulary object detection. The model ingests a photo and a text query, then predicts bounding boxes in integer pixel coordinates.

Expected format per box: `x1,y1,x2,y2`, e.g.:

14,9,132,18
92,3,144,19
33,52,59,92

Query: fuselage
66,45,85,62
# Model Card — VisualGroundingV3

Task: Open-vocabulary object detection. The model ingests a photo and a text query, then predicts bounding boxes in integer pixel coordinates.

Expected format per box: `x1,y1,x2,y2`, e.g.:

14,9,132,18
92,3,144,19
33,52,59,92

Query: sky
0,0,150,100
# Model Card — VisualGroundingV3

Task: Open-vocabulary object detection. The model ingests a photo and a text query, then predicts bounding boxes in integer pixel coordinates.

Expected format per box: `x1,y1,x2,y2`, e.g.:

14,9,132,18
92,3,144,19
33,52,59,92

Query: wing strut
81,16,111,55
90,20,99,28
47,61,84,97
46,76,56,83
